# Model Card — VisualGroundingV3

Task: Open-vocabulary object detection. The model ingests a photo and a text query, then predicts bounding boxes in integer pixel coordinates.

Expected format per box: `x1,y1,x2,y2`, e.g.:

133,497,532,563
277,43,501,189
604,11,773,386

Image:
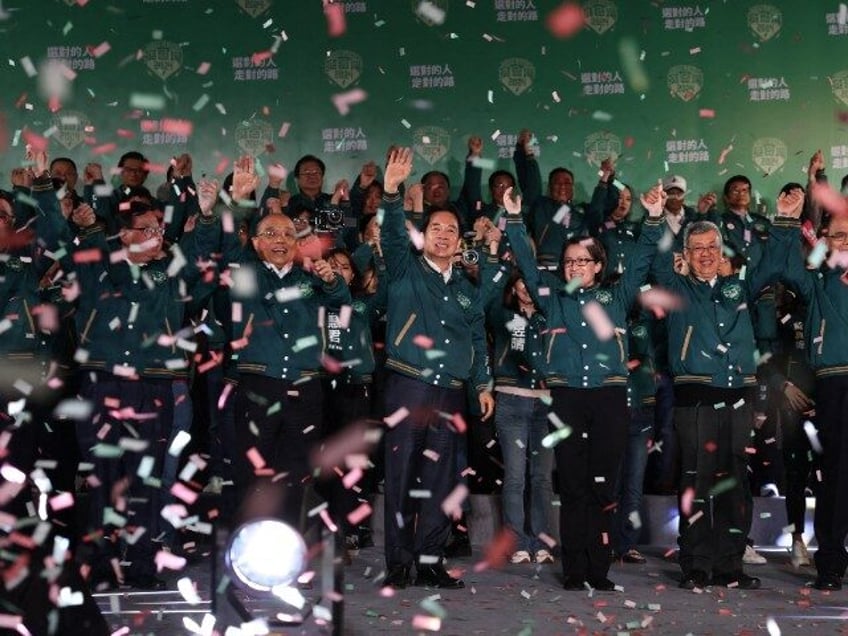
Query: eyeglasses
0,213,13,224
728,187,750,196
122,166,146,174
563,257,596,267
829,231,848,243
665,191,684,199
298,169,322,177
685,244,720,255
255,229,297,240
126,226,164,237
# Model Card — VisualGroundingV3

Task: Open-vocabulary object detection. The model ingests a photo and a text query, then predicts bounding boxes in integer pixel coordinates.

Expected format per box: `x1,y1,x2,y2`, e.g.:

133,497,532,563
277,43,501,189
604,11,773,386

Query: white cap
662,175,687,194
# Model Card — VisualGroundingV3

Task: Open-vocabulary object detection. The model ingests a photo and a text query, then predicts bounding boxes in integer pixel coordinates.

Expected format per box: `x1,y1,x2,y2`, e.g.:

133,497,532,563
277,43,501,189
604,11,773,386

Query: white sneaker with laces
791,539,811,567
743,544,767,565
534,549,554,564
510,550,532,564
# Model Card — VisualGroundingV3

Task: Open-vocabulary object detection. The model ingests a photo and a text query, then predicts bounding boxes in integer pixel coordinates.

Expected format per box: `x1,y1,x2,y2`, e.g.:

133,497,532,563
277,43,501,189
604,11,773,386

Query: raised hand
384,147,413,194
312,258,337,283
232,155,260,202
84,163,104,185
697,192,717,214
404,183,424,212
808,149,824,181
359,161,378,188
197,179,220,216
173,153,193,179
268,162,287,189
599,157,615,183
517,129,534,156
776,187,805,218
502,186,522,216
640,181,665,217
331,179,350,205
71,203,96,228
33,150,50,178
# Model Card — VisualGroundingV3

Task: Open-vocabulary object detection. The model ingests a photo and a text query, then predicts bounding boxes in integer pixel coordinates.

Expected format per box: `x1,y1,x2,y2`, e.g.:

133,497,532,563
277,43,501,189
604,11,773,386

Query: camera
461,248,479,266
313,204,345,233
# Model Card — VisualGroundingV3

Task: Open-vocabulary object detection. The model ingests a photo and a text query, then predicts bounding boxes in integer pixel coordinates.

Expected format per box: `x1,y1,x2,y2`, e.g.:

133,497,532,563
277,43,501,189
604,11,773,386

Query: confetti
546,2,585,38
155,549,187,572
582,301,615,340
332,88,367,116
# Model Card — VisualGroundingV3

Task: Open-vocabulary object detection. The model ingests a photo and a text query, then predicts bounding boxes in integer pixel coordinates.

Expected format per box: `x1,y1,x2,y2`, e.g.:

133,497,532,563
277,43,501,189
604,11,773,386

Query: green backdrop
1,0,847,209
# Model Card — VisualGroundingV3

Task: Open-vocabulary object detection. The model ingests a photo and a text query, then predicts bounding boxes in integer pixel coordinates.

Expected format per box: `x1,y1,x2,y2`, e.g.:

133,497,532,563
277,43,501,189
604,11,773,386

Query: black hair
548,167,574,183
294,155,326,178
487,170,515,191
561,235,608,285
779,182,805,196
722,174,751,197
358,211,378,235
118,151,148,168
50,157,78,173
422,207,463,234
420,170,451,188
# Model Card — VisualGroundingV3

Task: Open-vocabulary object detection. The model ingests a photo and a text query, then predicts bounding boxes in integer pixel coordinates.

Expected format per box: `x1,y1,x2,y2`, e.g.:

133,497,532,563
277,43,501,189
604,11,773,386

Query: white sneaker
743,544,767,565
534,549,554,564
791,539,811,567
510,550,532,564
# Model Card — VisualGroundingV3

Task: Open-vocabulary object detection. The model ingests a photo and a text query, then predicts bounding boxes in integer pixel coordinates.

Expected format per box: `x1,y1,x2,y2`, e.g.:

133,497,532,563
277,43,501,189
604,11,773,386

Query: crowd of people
1,130,847,632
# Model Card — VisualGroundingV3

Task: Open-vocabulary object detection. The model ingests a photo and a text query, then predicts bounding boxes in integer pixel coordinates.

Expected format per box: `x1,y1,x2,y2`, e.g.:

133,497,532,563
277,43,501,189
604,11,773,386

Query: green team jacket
770,218,848,378
505,214,663,388
380,192,491,393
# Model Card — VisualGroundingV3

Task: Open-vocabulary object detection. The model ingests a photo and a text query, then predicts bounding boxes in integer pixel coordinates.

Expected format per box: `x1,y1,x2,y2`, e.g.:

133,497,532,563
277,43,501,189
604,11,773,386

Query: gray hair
683,220,723,250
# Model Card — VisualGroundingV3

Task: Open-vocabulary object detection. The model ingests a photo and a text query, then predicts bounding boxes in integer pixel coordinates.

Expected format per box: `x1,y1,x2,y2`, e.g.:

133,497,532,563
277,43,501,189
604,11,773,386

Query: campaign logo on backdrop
413,0,450,26
831,70,848,106
325,50,363,89
751,137,787,174
583,131,622,168
235,120,273,156
143,41,183,80
747,4,782,42
344,1,368,13
667,65,703,102
413,126,451,165
584,0,618,34
235,0,273,17
51,111,90,150
499,58,535,95
830,144,848,170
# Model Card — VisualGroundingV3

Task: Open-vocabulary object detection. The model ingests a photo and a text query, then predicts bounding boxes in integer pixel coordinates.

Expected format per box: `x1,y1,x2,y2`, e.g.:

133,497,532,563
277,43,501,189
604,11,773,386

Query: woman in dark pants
502,184,664,591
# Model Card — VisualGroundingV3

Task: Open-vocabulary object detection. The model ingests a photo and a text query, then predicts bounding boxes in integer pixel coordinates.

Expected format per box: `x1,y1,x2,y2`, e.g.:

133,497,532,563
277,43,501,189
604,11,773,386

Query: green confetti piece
102,507,127,528
193,93,210,111
267,401,282,415
15,193,38,208
91,444,123,458
420,596,446,619
424,349,446,360
129,92,166,110
709,477,737,496
292,335,318,352
538,394,553,406
62,21,73,35
565,277,582,293
542,426,572,448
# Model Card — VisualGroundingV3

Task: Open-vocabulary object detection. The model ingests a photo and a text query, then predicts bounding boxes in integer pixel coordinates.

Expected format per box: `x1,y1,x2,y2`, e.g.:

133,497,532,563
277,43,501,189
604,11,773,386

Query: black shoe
679,569,710,590
713,571,761,590
444,533,472,558
587,577,617,591
383,565,411,589
812,573,843,591
123,574,166,590
414,564,465,589
563,575,586,591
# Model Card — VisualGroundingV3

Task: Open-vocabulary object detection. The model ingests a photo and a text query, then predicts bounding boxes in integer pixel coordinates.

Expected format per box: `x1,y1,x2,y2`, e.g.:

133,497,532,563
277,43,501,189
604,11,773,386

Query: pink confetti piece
717,144,733,164
332,88,368,116
413,334,434,349
49,492,74,511
92,142,117,156
338,304,353,329
411,615,441,631
245,446,266,470
546,2,585,38
342,468,363,490
196,62,211,75
581,301,615,341
441,483,468,519
384,407,409,428
324,0,347,36
155,549,187,572
450,412,467,434
347,502,372,528
699,108,715,118
278,122,291,138
251,50,272,66
217,382,233,410
319,508,338,533
89,41,111,58
171,482,197,506
161,118,193,137
680,487,695,516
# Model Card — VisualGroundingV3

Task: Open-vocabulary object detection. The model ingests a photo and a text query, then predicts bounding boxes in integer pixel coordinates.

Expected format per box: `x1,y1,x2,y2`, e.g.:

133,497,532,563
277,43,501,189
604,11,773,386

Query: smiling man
378,147,493,590
223,204,351,529
652,205,795,592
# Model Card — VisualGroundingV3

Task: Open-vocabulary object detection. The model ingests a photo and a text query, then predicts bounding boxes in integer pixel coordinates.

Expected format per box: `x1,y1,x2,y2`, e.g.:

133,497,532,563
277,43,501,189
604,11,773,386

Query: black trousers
674,395,753,577
550,386,627,582
812,375,848,577
233,374,323,529
778,407,814,535
76,372,172,581
382,372,466,569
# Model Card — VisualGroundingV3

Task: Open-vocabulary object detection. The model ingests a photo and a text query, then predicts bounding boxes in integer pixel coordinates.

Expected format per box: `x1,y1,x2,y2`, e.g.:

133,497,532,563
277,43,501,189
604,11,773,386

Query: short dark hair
118,151,148,168
488,170,515,191
420,170,450,188
549,167,574,183
723,175,751,197
294,155,326,178
422,207,462,233
116,200,159,228
358,211,378,235
779,182,804,196
50,157,77,173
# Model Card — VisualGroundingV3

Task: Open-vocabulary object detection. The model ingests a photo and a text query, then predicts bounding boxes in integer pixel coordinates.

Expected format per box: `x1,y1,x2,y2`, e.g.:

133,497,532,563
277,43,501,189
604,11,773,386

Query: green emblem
721,283,742,301
595,289,613,305
456,292,472,309
352,300,367,314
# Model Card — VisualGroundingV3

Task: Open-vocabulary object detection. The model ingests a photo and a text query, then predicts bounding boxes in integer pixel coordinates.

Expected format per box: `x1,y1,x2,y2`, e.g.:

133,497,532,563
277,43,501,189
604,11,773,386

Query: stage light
225,518,307,593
